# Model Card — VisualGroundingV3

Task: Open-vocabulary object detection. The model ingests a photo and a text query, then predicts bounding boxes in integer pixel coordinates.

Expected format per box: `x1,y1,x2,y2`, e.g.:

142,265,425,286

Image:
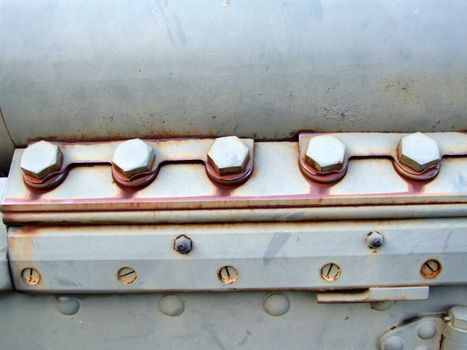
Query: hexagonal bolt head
173,234,193,254
366,231,384,249
112,139,155,178
398,132,441,172
304,135,346,173
448,306,467,330
20,141,63,180
207,136,250,175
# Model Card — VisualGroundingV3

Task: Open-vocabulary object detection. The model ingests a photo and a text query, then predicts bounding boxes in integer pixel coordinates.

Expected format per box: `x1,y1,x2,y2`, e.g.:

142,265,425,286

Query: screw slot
218,265,239,285
420,259,441,279
117,267,138,285
21,267,41,286
320,263,341,282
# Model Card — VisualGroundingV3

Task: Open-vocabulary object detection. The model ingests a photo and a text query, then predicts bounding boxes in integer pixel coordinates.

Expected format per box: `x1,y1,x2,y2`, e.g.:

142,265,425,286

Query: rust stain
23,132,220,148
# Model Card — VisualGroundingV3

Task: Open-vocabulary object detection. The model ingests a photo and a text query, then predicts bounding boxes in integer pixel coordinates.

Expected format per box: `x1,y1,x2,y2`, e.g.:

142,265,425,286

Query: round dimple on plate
159,294,185,317
55,296,80,316
381,335,404,350
417,321,437,339
263,293,290,316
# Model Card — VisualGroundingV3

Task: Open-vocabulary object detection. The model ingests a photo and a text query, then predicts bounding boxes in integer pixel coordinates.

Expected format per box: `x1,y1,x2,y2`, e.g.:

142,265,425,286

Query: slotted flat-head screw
21,267,41,286
112,139,155,178
117,267,138,285
173,234,193,255
398,132,441,172
420,259,441,279
218,265,239,284
320,263,341,282
207,136,250,175
20,141,63,180
304,135,346,173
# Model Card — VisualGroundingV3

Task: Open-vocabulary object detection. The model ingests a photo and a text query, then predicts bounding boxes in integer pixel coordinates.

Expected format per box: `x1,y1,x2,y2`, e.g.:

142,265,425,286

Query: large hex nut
398,132,441,172
449,306,467,330
20,141,63,180
207,136,250,176
112,139,155,178
304,135,346,173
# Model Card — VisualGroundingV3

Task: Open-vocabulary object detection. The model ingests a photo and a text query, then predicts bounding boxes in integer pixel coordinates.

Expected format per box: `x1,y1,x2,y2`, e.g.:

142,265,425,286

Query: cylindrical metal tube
442,307,467,350
0,111,14,174
0,0,466,149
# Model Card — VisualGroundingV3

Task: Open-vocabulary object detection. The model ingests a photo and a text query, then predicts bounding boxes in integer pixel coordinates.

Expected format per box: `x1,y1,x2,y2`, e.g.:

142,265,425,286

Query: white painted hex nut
304,135,346,173
398,132,441,172
112,139,155,178
207,136,250,175
448,306,467,330
20,141,63,180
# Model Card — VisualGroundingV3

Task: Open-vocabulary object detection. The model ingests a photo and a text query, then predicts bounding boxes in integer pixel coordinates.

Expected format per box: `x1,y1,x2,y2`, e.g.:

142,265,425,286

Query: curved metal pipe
0,0,466,147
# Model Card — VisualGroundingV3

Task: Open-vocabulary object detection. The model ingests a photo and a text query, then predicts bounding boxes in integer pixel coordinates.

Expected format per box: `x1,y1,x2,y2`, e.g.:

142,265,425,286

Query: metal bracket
8,218,467,293
2,133,467,225
317,286,429,303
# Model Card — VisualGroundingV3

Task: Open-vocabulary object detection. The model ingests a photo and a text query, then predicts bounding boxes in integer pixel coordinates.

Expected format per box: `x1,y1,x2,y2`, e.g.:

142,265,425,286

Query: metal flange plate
1,133,467,224
8,218,467,292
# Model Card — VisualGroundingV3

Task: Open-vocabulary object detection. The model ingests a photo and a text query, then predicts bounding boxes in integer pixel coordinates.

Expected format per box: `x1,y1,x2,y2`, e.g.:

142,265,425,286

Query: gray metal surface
0,178,11,290
1,0,467,149
8,218,467,292
0,287,465,350
2,134,467,222
0,111,14,175
378,315,445,350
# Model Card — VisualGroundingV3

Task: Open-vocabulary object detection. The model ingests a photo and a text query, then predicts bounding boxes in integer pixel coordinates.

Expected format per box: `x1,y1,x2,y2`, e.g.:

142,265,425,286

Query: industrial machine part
1,0,467,349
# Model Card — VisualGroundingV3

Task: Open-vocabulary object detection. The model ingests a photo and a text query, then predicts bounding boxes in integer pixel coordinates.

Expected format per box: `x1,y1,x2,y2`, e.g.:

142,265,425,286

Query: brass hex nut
20,141,63,180
304,135,346,173
207,136,250,175
398,132,441,172
112,139,155,178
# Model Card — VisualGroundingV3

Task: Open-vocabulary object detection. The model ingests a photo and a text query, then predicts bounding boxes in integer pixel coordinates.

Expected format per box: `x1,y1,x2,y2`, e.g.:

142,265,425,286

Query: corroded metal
1,133,467,222
20,141,67,190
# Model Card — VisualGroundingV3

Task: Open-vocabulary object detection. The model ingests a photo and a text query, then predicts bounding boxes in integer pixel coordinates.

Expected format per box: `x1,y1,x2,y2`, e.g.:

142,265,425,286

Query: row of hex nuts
304,132,441,175
20,136,251,182
20,132,441,185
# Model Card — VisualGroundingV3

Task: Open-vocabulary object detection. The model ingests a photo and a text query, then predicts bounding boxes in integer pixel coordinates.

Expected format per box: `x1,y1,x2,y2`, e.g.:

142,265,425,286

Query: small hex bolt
398,132,441,172
21,267,41,286
420,259,441,279
207,136,250,175
304,135,346,173
218,265,239,284
20,141,63,180
112,139,155,178
173,234,193,255
320,262,341,282
117,267,138,285
366,231,384,249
